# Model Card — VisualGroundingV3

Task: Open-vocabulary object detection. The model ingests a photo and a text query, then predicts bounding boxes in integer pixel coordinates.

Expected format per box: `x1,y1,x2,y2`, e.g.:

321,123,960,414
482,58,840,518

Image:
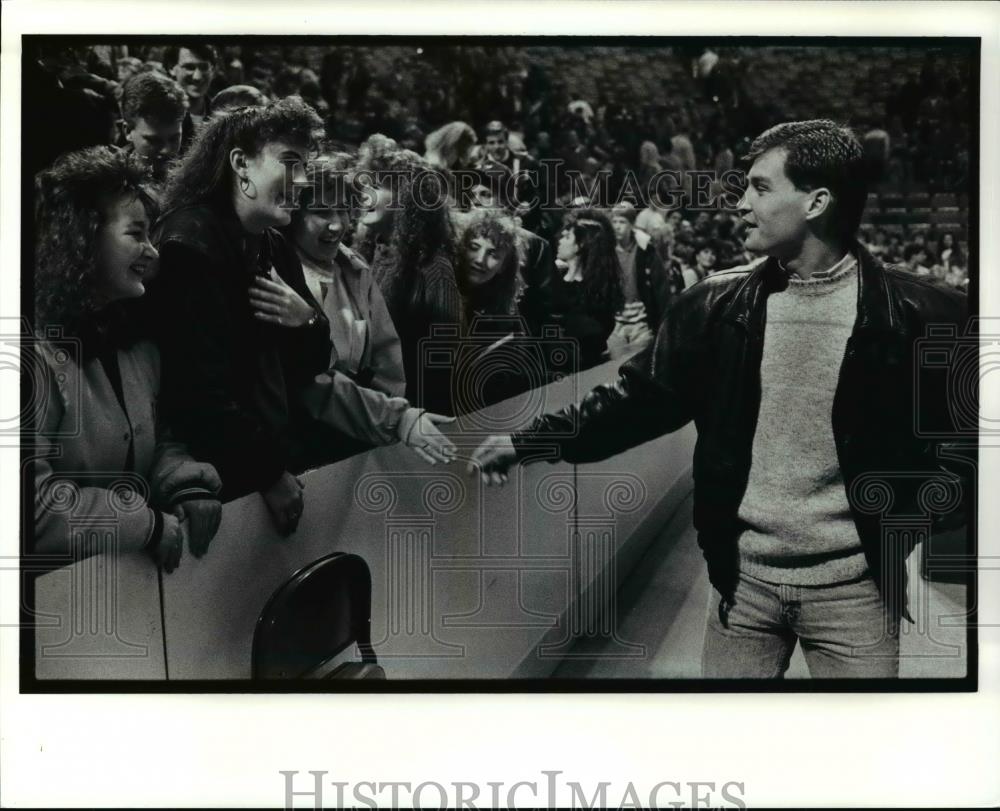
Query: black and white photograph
2,1,999,808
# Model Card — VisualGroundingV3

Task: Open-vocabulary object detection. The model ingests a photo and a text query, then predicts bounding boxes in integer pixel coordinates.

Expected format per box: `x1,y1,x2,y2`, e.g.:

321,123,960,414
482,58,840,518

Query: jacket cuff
168,488,221,507
510,430,563,463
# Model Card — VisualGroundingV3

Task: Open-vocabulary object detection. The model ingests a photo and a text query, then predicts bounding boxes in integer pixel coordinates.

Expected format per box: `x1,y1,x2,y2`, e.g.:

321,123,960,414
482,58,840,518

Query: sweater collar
721,241,903,335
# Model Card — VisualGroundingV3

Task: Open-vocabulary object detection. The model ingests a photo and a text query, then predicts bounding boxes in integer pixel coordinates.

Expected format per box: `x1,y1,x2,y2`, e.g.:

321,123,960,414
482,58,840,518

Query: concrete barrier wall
33,360,697,681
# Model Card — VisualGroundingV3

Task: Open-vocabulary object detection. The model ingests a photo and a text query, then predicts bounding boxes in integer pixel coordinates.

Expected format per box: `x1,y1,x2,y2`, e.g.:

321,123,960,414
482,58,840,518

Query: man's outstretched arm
468,344,697,485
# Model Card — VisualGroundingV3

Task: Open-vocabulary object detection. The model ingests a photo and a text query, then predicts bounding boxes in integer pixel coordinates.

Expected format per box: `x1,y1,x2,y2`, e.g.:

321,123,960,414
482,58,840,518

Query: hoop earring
239,176,258,200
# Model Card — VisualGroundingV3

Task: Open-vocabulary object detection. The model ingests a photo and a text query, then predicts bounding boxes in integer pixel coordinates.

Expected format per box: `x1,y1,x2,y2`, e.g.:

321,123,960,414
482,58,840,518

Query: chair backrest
252,552,377,679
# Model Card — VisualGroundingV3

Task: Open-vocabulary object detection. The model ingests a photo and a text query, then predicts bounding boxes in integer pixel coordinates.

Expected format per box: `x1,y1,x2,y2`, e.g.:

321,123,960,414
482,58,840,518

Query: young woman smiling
151,98,331,537
286,155,456,467
450,208,544,409
32,147,222,572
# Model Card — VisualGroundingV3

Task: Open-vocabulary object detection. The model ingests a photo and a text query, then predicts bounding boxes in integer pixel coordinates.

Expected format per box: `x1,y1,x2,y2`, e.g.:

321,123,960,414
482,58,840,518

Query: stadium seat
929,210,967,226
931,192,958,209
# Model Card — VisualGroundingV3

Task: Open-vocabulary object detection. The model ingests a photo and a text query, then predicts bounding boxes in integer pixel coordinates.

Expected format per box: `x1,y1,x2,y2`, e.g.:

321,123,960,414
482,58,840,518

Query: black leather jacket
512,243,971,620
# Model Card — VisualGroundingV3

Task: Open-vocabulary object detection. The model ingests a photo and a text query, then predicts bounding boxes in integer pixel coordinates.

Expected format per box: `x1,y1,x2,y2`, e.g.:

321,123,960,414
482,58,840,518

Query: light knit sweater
736,253,869,586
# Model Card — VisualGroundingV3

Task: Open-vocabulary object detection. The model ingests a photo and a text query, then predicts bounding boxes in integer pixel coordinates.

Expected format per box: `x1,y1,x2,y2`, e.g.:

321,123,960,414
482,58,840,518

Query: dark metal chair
252,552,384,680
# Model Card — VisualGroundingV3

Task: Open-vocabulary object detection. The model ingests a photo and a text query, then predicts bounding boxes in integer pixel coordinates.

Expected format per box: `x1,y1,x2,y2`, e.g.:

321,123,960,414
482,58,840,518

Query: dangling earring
239,175,258,200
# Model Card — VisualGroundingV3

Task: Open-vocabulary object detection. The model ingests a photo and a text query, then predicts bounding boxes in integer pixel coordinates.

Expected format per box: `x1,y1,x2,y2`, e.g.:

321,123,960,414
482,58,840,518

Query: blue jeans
701,570,900,678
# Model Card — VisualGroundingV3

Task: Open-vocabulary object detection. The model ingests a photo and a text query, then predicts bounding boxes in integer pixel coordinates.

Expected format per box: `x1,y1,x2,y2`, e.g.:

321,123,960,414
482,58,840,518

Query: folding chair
252,552,384,680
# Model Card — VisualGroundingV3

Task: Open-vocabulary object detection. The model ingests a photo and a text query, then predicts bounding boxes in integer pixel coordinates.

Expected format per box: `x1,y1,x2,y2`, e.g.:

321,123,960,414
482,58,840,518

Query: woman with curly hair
32,146,222,572
150,97,332,536
550,207,624,369
284,154,456,466
456,208,523,319
451,208,553,409
355,138,464,415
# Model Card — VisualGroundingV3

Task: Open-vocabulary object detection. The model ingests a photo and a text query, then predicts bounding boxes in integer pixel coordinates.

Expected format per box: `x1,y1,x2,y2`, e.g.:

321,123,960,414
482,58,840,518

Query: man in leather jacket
469,120,971,679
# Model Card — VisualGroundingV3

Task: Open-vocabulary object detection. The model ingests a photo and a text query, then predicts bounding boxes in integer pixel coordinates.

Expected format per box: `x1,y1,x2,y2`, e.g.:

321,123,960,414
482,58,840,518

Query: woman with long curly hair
354,137,464,415
550,207,624,369
32,146,222,571
455,208,523,319
150,97,332,536
284,154,456,466
450,207,551,409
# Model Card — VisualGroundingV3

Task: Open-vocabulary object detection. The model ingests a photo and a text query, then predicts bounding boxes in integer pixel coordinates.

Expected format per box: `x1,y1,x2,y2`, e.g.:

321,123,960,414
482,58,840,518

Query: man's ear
805,187,833,222
229,147,248,178
120,120,133,141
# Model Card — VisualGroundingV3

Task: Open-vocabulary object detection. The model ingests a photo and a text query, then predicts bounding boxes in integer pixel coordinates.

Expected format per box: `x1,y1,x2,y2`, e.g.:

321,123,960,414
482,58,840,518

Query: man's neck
617,232,636,251
781,237,851,281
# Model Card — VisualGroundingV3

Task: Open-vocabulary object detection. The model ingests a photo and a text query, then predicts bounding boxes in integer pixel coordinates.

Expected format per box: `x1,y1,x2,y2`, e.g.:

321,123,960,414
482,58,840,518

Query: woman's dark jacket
512,244,971,621
150,202,331,500
546,271,618,372
371,242,464,416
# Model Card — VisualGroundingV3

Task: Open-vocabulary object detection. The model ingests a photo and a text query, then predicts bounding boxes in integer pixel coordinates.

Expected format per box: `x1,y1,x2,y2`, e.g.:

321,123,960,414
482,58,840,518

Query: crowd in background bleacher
26,41,972,292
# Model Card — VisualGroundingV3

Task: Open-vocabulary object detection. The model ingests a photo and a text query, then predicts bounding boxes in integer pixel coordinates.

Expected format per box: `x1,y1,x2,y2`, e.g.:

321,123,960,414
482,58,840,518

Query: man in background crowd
164,43,217,145
118,71,188,183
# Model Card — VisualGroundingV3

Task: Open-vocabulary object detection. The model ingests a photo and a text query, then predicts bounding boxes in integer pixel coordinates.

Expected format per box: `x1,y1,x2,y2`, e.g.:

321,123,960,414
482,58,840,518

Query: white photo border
2,1,999,807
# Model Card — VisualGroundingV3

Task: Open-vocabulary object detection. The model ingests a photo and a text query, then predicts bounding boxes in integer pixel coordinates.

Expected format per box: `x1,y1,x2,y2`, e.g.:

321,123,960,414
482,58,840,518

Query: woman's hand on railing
262,470,305,537
250,268,316,328
151,512,186,573
173,499,223,558
398,407,457,465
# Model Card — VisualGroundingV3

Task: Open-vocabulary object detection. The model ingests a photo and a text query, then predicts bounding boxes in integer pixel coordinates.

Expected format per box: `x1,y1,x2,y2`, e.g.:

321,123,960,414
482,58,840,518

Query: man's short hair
610,201,638,223
120,71,188,126
483,120,508,138
742,119,868,242
903,243,927,262
162,43,218,71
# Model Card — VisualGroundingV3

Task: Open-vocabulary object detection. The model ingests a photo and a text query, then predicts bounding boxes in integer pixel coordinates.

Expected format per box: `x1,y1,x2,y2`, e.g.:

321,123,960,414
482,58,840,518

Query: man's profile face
485,133,508,161
126,116,183,174
739,147,812,258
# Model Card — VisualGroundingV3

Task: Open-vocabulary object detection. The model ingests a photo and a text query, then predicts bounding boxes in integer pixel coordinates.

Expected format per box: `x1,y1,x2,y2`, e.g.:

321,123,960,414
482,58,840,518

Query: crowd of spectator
26,40,975,568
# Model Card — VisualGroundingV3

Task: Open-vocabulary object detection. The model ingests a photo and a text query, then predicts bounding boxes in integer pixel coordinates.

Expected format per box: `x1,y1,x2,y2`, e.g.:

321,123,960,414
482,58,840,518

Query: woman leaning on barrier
149,97,332,537
31,146,222,573
285,154,456,467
